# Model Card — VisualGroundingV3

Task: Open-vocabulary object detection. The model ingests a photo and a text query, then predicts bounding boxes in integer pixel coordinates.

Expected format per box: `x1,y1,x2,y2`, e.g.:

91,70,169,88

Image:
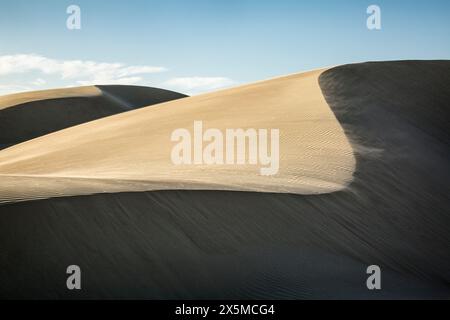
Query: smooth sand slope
0,85,187,149
0,61,449,299
0,69,355,203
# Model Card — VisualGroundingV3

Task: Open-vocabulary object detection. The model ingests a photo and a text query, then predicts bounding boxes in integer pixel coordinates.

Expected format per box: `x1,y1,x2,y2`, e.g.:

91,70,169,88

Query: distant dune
0,85,187,149
0,61,449,299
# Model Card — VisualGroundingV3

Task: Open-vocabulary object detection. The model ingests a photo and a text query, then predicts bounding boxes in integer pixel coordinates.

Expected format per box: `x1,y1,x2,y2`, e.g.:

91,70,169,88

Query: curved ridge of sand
0,85,187,149
0,86,102,110
0,69,356,202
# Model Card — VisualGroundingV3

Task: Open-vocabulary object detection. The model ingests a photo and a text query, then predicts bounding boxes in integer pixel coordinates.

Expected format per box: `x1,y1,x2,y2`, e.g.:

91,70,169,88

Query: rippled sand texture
0,69,355,203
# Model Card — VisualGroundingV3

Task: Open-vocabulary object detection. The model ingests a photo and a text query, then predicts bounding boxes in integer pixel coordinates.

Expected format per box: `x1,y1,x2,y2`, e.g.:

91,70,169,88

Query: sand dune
0,61,449,299
0,85,187,149
0,69,355,202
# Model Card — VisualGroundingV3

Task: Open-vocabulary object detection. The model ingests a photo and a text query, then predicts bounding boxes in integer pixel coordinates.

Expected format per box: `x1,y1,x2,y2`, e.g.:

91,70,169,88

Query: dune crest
0,69,355,202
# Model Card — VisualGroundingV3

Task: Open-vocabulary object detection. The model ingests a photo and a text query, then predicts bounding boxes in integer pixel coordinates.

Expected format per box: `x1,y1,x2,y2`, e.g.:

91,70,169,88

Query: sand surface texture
0,69,355,203
0,61,449,299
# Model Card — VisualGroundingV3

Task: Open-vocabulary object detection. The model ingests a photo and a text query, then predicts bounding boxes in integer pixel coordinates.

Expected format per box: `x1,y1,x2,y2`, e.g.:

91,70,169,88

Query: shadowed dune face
0,69,356,201
316,60,450,291
1,190,449,299
0,85,187,149
0,61,449,299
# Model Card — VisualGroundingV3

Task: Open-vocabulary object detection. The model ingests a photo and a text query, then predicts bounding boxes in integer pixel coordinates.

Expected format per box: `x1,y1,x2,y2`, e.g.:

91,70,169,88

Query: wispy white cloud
117,66,165,77
0,54,237,96
0,54,167,89
75,77,143,86
31,78,46,86
163,77,235,94
0,84,32,96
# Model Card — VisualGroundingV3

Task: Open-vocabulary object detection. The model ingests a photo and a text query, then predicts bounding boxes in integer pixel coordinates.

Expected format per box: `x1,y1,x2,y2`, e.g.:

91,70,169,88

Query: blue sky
0,0,449,95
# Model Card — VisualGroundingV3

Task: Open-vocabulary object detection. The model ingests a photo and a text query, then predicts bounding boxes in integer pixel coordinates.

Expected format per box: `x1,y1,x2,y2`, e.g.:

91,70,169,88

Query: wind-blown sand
0,69,355,202
0,85,187,149
0,61,449,299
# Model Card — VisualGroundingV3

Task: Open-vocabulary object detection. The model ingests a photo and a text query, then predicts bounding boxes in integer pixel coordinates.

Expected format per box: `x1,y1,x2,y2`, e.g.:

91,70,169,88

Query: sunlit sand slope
0,69,355,202
0,85,187,149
